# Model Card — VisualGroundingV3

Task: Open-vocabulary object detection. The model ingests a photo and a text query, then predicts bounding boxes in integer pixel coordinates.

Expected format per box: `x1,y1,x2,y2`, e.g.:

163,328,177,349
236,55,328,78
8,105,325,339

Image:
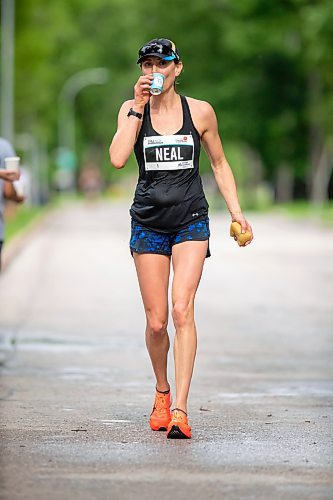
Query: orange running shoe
149,388,172,431
167,408,192,439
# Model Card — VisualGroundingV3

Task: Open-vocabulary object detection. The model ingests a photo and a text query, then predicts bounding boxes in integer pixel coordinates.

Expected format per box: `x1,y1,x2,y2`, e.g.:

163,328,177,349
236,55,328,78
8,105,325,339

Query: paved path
0,200,332,500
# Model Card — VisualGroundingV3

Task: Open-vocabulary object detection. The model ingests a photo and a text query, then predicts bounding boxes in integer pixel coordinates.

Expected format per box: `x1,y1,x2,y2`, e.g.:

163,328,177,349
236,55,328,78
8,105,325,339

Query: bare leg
133,253,171,392
171,241,208,412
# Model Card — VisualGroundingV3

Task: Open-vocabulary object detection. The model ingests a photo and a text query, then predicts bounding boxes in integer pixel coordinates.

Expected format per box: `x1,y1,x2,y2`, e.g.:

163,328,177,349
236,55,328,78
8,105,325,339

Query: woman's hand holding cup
134,74,154,109
1,157,21,182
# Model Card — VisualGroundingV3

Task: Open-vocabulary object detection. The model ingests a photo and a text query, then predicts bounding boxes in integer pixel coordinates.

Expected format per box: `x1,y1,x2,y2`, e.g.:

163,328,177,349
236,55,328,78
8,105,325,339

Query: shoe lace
153,393,168,416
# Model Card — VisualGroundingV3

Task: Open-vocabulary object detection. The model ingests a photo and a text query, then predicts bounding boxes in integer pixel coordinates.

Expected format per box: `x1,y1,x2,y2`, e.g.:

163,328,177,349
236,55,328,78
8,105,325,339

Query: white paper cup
4,156,20,171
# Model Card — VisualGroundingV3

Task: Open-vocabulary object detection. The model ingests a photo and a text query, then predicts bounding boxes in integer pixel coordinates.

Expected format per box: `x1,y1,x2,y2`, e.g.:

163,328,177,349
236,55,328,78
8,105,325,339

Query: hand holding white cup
3,156,21,181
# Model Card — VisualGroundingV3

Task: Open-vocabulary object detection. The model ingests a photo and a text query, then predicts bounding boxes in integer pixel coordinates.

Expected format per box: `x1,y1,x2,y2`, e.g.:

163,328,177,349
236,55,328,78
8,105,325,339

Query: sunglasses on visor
138,43,178,62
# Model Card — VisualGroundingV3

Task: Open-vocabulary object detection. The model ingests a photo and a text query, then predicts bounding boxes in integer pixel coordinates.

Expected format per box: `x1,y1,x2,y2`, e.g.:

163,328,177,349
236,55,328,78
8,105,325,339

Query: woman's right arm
109,74,153,169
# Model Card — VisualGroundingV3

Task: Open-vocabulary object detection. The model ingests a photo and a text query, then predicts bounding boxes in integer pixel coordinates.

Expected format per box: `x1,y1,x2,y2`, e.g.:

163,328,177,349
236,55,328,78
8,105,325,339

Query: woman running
109,38,253,439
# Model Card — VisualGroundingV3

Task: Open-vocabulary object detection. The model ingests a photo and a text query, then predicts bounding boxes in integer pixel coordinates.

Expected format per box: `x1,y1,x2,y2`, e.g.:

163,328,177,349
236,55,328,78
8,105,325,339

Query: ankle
156,383,170,393
172,406,187,415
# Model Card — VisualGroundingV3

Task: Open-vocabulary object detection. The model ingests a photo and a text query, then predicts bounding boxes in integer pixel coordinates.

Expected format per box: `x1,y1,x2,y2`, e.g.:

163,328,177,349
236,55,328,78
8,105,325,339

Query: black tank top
130,95,209,232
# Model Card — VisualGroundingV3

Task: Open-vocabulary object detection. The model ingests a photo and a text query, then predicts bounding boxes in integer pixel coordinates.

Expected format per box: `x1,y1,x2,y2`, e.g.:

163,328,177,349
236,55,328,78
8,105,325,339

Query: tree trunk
308,72,332,204
275,163,293,202
243,145,264,208
310,147,332,204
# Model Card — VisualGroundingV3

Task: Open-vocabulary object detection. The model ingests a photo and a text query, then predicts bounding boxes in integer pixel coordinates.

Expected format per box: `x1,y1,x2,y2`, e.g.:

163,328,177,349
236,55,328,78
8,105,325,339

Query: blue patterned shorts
130,217,211,258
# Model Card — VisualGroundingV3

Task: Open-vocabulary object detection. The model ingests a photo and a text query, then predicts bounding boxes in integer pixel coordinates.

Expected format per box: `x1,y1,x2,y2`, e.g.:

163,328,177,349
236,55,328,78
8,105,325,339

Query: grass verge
270,201,333,225
4,198,60,244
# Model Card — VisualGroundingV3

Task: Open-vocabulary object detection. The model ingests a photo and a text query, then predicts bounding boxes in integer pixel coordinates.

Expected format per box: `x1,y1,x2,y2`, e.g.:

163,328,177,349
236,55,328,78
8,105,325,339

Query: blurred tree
11,0,333,202
300,1,333,203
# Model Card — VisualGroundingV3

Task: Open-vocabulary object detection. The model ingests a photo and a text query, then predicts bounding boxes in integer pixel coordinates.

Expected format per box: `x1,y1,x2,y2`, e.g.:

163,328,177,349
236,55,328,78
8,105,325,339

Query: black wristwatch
127,108,143,120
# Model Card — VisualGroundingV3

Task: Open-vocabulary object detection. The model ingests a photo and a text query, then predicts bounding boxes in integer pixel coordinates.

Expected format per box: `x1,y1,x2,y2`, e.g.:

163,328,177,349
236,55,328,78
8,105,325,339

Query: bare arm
0,168,20,182
109,99,142,169
200,102,253,242
109,74,153,169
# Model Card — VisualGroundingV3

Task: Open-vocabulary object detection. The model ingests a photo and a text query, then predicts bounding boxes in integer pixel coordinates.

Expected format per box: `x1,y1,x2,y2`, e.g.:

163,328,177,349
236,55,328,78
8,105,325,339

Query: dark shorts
130,217,211,258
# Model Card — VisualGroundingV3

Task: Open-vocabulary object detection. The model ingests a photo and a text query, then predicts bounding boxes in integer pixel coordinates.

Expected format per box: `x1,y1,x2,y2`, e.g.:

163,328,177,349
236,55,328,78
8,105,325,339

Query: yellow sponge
230,221,252,246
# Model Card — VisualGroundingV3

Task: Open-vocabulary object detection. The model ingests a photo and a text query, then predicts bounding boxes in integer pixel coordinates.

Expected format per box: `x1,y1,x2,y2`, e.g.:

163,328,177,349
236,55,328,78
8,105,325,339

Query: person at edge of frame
109,38,253,439
0,137,25,271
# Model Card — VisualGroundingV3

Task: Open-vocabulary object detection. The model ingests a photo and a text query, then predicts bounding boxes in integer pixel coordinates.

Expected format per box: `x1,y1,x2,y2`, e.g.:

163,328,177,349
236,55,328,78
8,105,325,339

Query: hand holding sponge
230,221,252,247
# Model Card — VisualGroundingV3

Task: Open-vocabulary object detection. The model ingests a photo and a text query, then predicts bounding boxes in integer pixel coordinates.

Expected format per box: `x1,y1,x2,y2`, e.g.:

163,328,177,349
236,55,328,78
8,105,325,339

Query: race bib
144,135,194,171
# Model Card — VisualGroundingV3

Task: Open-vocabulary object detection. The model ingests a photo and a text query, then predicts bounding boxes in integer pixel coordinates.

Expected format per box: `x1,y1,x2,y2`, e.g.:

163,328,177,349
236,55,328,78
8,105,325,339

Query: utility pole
1,0,15,142
56,67,109,190
58,68,109,156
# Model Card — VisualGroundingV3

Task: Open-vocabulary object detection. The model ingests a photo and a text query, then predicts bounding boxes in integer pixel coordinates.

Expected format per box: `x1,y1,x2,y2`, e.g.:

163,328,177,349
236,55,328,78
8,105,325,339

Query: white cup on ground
4,156,20,171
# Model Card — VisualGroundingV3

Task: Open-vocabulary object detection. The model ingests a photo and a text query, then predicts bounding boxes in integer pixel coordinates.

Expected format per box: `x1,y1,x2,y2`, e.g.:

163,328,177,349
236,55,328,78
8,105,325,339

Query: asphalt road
0,200,332,500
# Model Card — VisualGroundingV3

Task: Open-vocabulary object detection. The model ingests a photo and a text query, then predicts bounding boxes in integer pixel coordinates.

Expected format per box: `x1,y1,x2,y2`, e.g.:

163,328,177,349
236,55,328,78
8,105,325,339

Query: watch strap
127,108,143,120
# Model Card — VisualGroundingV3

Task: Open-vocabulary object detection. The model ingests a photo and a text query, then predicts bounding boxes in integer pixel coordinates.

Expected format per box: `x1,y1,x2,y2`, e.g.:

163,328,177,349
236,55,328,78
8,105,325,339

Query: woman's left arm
200,102,253,244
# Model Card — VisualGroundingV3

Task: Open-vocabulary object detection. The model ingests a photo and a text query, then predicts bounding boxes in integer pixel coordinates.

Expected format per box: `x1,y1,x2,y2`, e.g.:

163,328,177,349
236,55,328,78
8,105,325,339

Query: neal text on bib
143,135,194,171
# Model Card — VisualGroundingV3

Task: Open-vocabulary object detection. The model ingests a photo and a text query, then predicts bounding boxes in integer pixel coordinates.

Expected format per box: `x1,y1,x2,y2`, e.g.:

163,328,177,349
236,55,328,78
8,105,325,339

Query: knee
147,317,168,337
172,300,193,330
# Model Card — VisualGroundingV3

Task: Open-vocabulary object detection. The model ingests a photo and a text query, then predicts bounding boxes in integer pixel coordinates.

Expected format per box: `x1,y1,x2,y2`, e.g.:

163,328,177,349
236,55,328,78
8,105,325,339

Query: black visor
137,40,180,64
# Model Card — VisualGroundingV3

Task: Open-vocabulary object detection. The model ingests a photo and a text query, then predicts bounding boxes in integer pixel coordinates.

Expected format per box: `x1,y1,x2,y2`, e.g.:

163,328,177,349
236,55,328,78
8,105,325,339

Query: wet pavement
0,200,332,499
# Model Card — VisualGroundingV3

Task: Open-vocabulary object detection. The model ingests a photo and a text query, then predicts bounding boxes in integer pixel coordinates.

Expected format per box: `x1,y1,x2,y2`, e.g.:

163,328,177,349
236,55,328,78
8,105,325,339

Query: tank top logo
143,135,194,171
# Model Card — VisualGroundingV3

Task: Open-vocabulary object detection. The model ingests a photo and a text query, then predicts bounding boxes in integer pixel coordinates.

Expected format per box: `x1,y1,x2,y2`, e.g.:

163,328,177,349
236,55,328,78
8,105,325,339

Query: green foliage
5,205,44,242
273,200,333,225
10,0,333,198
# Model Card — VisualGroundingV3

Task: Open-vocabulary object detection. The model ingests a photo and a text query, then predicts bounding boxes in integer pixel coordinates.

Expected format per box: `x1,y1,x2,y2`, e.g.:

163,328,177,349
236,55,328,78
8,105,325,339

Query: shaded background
1,0,333,222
